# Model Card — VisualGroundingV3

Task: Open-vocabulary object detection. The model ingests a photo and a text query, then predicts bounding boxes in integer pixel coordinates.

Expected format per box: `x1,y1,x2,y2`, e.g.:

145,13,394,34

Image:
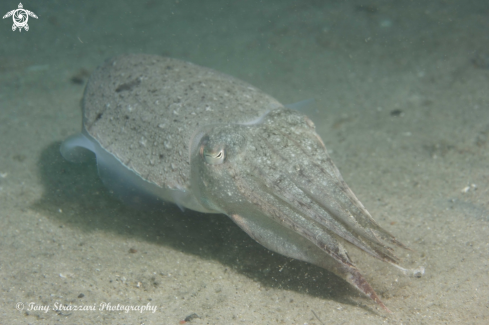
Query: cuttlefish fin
60,133,162,208
285,98,321,124
60,133,96,163
285,98,315,111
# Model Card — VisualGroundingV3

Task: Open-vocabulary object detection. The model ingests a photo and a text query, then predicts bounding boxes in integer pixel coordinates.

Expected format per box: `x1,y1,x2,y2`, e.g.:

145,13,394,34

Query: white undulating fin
60,133,96,163
285,98,321,124
60,132,209,212
285,98,315,111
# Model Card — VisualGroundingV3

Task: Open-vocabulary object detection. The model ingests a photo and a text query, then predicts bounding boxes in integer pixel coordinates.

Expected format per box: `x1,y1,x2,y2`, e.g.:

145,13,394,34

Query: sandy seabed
0,0,488,324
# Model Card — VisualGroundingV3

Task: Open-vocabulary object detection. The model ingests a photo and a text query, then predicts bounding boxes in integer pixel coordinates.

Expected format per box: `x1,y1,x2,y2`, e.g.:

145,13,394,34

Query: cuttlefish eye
201,145,225,165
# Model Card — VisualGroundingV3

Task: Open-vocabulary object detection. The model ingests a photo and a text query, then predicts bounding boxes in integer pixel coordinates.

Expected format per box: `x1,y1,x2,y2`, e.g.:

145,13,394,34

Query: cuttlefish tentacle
230,177,391,311
251,171,399,264
254,129,403,261
282,128,405,246
317,156,408,249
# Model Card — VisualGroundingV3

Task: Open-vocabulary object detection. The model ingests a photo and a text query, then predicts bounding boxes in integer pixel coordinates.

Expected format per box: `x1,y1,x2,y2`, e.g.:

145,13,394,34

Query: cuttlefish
61,54,420,311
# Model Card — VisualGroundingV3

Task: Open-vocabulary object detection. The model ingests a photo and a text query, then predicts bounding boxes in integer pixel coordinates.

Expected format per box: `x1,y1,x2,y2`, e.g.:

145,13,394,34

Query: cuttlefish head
190,107,409,311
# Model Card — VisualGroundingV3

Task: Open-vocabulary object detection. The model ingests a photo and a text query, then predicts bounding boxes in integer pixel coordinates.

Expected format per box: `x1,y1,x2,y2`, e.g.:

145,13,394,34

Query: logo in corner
3,3,38,32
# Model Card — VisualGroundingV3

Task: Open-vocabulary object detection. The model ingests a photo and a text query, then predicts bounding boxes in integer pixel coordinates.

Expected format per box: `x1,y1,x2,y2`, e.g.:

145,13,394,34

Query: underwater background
0,0,488,323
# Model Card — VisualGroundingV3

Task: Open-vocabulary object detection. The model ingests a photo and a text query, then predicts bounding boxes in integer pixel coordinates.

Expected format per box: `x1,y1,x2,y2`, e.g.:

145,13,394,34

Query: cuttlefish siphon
61,54,419,311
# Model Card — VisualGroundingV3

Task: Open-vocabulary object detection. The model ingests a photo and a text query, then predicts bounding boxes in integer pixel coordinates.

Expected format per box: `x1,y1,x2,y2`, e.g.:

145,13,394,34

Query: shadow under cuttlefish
33,141,382,312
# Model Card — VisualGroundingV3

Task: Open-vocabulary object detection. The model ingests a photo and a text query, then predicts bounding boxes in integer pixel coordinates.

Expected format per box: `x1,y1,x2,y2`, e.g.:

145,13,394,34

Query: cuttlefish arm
229,171,392,311
228,210,389,311
190,108,418,311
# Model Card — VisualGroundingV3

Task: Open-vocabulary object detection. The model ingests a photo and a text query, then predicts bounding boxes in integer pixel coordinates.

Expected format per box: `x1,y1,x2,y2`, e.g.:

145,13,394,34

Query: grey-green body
61,54,410,311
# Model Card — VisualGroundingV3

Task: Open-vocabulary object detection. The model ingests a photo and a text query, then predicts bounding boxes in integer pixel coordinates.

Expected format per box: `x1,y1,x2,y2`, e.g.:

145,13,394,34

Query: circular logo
16,302,24,311
13,10,28,28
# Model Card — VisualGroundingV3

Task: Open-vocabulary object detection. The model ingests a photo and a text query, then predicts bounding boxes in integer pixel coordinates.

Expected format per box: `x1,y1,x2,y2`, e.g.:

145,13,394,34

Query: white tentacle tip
391,263,425,278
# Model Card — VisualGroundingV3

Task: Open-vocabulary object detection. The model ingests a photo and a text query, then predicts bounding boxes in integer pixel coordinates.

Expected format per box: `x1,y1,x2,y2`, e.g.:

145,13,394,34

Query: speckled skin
83,54,282,191
65,54,409,311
